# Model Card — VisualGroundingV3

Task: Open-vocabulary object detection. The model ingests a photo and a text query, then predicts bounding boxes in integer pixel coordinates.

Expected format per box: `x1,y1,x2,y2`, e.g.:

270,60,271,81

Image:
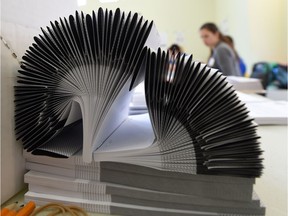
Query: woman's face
200,28,219,48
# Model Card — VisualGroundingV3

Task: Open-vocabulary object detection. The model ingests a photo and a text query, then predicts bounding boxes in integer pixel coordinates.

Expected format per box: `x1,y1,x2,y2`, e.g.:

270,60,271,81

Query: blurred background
79,0,287,75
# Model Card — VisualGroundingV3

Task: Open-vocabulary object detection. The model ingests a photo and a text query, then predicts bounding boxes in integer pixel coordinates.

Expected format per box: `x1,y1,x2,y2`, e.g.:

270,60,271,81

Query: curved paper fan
14,8,160,162
142,49,263,177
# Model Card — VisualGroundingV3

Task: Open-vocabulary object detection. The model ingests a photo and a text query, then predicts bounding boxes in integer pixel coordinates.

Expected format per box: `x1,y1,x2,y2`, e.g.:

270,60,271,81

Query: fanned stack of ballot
15,8,265,216
14,8,160,162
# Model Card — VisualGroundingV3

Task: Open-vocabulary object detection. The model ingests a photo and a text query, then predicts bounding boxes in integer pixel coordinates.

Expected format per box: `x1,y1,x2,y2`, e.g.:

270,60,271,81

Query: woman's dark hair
200,22,229,44
168,44,182,54
200,23,218,33
225,35,234,46
224,35,240,62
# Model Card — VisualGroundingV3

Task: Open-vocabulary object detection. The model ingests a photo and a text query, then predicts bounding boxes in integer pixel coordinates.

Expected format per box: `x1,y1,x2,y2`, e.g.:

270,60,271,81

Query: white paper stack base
23,170,265,216
26,179,261,209
24,152,265,215
24,169,265,214
25,192,265,216
25,161,254,201
27,184,264,214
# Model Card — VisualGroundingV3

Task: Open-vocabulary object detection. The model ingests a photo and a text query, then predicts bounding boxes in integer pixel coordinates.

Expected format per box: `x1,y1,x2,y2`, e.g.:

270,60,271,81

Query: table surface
2,125,287,216
254,125,287,216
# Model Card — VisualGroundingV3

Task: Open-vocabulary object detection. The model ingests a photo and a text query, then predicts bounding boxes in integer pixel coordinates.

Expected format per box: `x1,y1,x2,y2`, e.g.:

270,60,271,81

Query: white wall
81,0,287,71
1,22,34,204
1,0,79,203
79,0,217,62
247,0,287,64
215,0,251,71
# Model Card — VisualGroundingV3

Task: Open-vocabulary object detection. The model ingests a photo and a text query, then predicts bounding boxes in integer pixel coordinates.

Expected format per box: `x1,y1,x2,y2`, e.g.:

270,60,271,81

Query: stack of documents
15,8,265,215
226,76,265,94
24,147,265,216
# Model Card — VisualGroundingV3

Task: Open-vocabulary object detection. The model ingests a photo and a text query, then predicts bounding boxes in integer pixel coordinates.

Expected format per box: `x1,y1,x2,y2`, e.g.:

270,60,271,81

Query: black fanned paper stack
144,49,263,177
15,8,265,216
15,8,159,162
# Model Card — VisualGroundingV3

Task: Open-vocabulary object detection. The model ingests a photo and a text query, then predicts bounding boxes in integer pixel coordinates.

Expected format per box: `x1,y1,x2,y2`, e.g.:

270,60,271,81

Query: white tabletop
254,125,288,216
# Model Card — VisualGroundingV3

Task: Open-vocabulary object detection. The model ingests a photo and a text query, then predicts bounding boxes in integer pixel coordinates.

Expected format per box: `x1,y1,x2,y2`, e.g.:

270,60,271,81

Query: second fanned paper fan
143,49,263,177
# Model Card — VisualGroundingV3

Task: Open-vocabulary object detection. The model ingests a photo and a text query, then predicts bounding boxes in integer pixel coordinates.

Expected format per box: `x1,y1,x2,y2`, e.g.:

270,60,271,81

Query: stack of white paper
24,146,265,216
226,76,265,94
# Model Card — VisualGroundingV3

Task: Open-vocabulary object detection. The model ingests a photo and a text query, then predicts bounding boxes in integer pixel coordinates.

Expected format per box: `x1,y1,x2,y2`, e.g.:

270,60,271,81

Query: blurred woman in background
199,23,241,76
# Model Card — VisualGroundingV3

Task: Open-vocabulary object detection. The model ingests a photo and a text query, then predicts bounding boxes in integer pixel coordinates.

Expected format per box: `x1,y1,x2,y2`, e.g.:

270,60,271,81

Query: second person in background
199,23,241,76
